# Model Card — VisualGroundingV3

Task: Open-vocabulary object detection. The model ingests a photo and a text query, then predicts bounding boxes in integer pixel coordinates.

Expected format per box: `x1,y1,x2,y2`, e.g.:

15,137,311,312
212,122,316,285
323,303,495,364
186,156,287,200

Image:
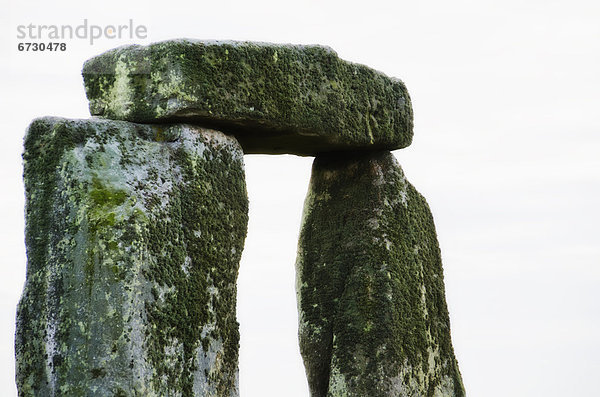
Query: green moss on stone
82,39,413,155
89,177,128,207
296,151,464,397
17,117,248,397
142,132,247,395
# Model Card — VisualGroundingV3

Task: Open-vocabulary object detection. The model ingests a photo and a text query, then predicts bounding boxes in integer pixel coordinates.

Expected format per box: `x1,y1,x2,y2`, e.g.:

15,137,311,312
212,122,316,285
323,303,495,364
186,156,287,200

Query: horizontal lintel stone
82,39,413,156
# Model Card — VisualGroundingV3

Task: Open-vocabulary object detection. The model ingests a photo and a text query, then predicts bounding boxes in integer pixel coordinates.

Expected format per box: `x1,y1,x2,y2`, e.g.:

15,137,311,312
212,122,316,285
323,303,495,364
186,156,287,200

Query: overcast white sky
1,0,599,396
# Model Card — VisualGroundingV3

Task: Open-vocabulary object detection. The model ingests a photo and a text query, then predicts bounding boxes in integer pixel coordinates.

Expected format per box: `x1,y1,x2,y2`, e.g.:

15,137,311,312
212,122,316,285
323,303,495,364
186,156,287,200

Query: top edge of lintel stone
82,39,414,156
83,38,339,68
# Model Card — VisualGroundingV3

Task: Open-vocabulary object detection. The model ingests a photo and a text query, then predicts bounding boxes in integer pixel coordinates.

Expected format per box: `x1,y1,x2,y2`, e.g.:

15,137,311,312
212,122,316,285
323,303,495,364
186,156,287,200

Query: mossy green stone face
82,39,413,156
17,117,248,396
296,151,464,397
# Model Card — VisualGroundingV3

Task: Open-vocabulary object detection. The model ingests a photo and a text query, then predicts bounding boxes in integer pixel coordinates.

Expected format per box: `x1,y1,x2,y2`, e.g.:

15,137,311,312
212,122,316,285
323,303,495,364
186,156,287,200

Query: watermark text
16,19,147,45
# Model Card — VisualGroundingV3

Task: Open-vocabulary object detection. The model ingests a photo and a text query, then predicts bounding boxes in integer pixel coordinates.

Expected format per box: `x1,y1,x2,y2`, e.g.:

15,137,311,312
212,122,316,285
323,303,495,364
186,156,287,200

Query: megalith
17,39,465,397
16,117,248,396
81,39,413,155
296,151,464,396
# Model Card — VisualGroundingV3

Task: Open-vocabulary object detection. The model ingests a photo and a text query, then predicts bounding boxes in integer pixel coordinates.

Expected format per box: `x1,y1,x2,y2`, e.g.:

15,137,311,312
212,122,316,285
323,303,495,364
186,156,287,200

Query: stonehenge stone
82,39,413,156
18,40,465,396
16,117,248,396
296,151,464,396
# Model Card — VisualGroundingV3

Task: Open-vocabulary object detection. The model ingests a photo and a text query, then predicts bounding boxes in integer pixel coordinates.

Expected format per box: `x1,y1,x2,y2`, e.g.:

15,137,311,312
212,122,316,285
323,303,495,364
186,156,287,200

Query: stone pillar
296,151,464,397
16,117,248,396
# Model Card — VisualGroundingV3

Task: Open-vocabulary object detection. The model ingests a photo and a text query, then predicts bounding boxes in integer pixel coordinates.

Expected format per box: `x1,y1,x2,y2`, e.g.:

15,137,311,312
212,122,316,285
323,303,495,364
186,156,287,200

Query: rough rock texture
82,39,413,156
296,151,464,397
16,117,248,396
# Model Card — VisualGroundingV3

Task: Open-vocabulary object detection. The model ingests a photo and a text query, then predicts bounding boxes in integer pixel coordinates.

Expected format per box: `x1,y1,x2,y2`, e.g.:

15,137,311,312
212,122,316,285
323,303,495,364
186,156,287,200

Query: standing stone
16,117,248,396
296,151,464,396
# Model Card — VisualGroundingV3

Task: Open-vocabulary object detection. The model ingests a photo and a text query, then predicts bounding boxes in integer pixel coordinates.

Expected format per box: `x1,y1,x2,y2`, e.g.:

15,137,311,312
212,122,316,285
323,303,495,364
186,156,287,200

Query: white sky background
1,0,599,395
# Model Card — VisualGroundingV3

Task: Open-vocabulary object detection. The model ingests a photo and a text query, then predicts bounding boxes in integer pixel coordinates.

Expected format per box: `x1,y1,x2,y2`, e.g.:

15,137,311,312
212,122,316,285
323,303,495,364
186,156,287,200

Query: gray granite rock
82,39,413,155
16,117,248,396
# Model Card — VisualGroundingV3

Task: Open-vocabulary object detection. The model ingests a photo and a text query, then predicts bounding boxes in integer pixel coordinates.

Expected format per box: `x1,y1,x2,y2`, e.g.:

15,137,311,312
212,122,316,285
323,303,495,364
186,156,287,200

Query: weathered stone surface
296,151,464,396
16,117,248,396
82,39,413,156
